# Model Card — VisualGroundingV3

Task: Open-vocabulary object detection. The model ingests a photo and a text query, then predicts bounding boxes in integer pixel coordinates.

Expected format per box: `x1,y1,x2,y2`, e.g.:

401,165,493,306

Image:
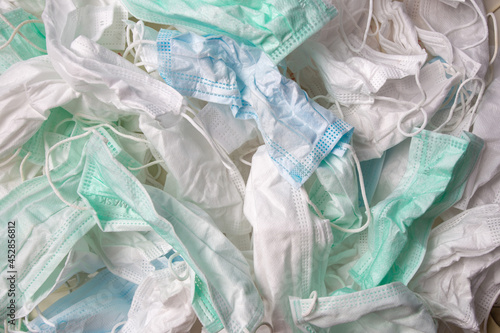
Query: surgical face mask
343,57,461,161
78,134,264,333
244,146,333,332
455,65,500,210
350,129,483,290
120,0,337,64
29,269,137,333
290,39,427,106
138,112,252,241
42,0,185,121
409,204,500,332
0,121,98,319
121,258,197,333
156,30,353,188
404,0,490,79
0,8,46,74
289,282,436,333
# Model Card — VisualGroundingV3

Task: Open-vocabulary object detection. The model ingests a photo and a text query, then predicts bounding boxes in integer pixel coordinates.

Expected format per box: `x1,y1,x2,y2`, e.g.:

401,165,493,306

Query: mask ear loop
34,306,55,328
303,144,372,234
396,69,429,137
488,12,499,66
239,146,259,167
243,322,274,333
110,321,127,333
0,13,46,53
302,290,318,317
168,252,190,281
0,148,21,168
181,110,235,171
20,151,31,182
339,0,373,53
312,95,345,120
433,77,485,132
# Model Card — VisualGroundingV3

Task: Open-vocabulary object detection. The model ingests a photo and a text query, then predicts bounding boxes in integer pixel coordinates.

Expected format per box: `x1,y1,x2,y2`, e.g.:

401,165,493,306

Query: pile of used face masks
1,0,500,332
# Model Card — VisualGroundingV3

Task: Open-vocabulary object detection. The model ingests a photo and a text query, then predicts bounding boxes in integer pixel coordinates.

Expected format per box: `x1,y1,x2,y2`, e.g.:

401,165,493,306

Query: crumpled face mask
244,146,333,332
409,204,500,332
121,257,197,333
350,129,483,290
78,133,264,333
455,63,500,210
0,119,98,319
156,30,353,187
0,7,46,74
28,269,137,333
288,282,437,333
404,0,490,79
42,0,185,121
120,0,337,64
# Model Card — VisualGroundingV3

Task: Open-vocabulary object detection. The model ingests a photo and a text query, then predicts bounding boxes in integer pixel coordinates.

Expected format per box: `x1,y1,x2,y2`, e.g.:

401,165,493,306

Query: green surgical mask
0,8,46,74
78,134,264,333
0,118,96,319
350,130,483,290
119,0,337,64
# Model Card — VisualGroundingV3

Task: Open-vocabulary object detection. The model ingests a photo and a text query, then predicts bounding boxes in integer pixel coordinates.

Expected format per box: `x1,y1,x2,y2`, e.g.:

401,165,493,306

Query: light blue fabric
30,269,136,333
157,30,353,187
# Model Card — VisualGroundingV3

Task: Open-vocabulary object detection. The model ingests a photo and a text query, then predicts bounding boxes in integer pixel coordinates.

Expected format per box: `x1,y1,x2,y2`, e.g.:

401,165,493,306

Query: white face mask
244,146,333,332
121,257,197,333
138,113,252,241
42,0,186,121
289,282,436,333
344,58,461,161
404,0,489,79
455,63,500,210
409,204,500,332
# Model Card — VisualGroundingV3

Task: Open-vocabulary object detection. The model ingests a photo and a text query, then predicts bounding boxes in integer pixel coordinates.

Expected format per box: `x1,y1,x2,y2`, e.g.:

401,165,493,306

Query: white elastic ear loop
0,14,46,53
243,322,274,333
488,12,499,66
181,111,234,171
302,291,318,317
465,78,486,130
239,146,259,167
168,252,190,281
35,306,55,328
312,95,345,119
396,70,429,137
339,0,373,53
302,144,372,234
20,151,31,182
23,316,40,333
433,77,485,132
0,148,21,168
110,321,127,333
45,131,93,211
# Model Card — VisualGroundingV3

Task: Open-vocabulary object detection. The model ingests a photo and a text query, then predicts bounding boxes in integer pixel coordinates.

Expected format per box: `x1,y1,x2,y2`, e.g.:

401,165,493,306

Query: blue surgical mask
157,30,353,188
29,269,136,333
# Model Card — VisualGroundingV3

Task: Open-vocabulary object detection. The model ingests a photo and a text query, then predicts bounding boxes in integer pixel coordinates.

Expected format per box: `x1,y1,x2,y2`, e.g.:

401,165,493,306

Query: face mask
409,204,500,332
290,38,427,106
78,134,264,333
305,147,363,247
0,8,46,74
42,0,185,121
28,269,137,333
121,259,197,333
120,0,337,64
350,129,483,290
344,57,461,161
288,282,436,333
0,121,98,319
455,65,500,210
404,0,489,79
138,113,251,241
244,146,333,332
156,30,354,188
